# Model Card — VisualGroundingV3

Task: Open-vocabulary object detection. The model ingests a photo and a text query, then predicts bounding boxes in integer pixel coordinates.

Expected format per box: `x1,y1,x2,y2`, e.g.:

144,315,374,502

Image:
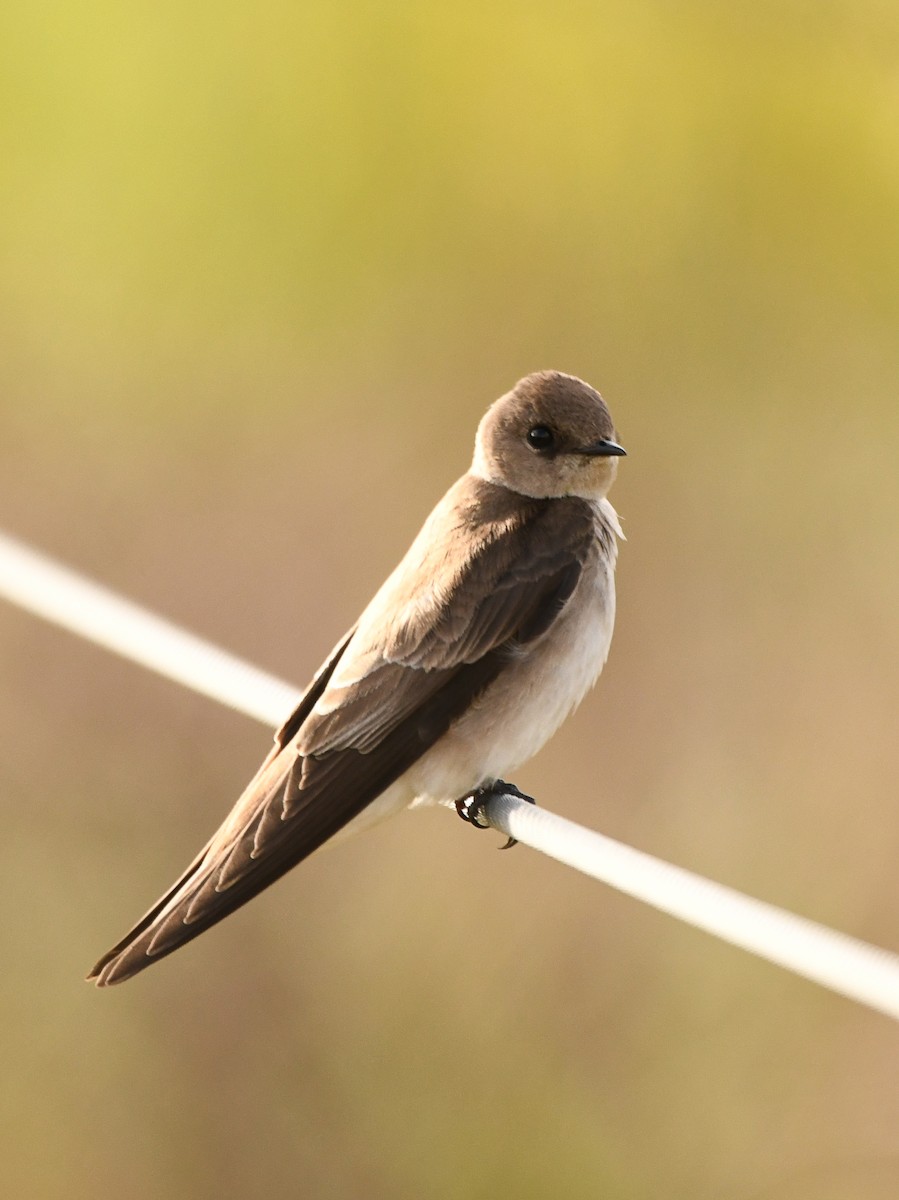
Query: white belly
407,551,615,804
336,497,620,836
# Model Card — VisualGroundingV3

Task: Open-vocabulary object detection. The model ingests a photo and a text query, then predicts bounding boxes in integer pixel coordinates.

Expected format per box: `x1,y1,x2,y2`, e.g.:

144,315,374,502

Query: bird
89,370,625,985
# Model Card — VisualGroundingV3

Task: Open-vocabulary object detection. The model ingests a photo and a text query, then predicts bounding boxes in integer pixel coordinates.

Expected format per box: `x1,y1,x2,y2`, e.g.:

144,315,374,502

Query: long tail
88,747,296,986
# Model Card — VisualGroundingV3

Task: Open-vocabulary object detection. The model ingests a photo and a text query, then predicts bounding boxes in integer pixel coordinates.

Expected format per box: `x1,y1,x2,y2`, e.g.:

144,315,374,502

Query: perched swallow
90,370,625,985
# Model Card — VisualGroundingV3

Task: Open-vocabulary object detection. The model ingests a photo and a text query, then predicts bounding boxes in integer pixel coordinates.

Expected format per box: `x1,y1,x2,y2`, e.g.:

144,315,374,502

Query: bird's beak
576,438,627,457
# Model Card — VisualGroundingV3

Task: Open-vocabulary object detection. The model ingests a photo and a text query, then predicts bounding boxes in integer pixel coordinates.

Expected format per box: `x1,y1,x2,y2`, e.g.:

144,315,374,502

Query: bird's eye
526,425,555,452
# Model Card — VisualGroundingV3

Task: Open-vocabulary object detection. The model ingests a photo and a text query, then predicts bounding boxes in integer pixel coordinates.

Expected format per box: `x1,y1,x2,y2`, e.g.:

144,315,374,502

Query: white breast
408,498,619,804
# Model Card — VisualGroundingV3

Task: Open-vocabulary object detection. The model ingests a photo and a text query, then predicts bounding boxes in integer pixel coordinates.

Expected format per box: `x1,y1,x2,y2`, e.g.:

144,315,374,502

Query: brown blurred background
1,2,898,1197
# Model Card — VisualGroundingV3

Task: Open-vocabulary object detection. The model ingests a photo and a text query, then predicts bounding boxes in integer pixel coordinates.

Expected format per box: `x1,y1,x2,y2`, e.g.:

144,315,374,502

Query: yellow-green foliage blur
1,3,897,1198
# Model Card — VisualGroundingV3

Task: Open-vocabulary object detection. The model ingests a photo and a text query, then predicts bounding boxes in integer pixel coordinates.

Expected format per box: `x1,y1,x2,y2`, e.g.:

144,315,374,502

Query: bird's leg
454,780,536,850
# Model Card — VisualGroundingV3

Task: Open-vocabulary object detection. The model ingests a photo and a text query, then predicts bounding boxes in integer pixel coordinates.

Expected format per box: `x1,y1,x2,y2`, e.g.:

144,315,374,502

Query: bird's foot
454,780,536,849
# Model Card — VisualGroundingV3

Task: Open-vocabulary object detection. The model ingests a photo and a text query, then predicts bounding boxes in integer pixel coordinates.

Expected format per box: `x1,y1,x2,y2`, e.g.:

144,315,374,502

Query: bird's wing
89,485,596,984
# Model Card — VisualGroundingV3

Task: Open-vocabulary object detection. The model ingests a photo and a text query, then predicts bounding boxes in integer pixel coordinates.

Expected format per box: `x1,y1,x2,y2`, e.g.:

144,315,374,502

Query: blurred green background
1,2,898,1197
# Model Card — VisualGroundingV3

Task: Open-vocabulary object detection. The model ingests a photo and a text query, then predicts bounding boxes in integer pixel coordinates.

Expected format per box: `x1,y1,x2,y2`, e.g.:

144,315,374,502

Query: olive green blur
1,2,897,1197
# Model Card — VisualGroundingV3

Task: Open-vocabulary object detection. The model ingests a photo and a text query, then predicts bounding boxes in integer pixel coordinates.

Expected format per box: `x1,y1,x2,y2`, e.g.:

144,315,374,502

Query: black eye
526,425,555,452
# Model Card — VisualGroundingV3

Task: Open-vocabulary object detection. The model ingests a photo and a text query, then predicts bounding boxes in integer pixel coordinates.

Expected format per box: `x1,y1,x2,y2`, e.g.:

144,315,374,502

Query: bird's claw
454,791,493,829
454,780,536,849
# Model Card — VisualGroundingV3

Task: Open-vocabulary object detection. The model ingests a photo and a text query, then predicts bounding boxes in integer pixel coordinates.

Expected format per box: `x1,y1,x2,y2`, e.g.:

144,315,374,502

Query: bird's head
472,371,625,501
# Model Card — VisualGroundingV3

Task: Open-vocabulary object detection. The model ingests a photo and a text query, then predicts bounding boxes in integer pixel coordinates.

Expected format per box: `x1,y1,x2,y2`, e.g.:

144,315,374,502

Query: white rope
1,528,897,1020
487,794,899,1021
0,531,302,724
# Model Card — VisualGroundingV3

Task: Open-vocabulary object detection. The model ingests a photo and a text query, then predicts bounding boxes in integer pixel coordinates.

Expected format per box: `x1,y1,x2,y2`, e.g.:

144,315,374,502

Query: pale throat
470,439,619,504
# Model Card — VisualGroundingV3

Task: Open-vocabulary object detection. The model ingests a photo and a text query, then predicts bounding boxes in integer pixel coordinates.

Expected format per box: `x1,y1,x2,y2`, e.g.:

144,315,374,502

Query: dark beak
577,438,627,457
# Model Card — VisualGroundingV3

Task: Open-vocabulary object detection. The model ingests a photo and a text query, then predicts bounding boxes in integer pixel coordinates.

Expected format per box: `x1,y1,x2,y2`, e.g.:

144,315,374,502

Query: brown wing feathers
89,487,594,984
